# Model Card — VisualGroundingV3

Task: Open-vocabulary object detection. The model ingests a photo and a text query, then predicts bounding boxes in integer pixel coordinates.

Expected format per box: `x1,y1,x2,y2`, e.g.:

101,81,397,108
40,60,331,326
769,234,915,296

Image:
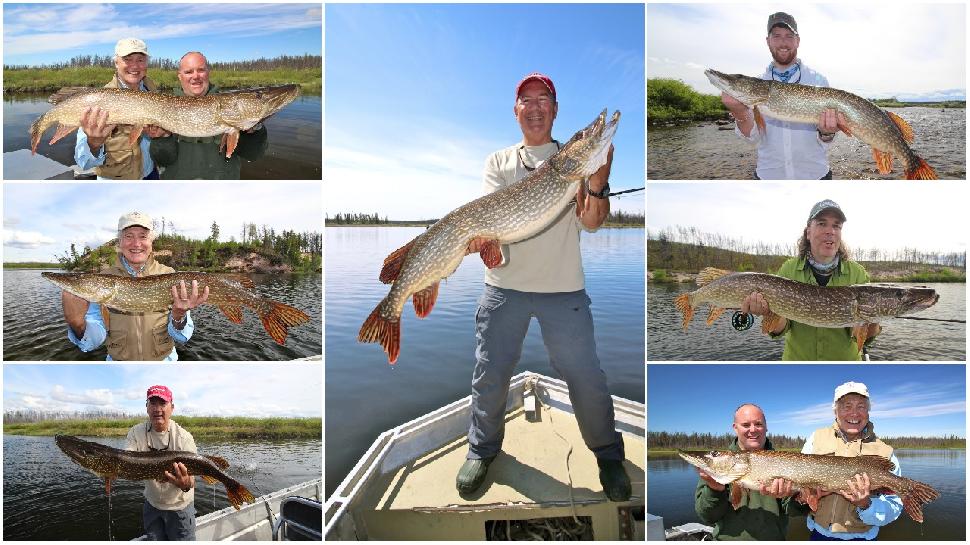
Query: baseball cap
515,72,556,101
115,38,148,58
146,385,173,403
767,12,798,35
118,211,154,233
833,381,869,406
808,199,846,223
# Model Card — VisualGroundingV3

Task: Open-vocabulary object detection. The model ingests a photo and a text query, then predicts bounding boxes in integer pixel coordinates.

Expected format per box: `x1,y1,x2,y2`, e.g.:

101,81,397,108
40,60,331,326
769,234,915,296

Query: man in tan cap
58,211,209,360
793,381,904,540
74,38,168,179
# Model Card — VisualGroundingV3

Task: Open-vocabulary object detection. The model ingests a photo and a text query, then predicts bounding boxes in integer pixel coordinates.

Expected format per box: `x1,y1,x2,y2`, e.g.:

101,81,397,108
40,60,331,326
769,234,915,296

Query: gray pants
143,500,196,541
467,285,624,460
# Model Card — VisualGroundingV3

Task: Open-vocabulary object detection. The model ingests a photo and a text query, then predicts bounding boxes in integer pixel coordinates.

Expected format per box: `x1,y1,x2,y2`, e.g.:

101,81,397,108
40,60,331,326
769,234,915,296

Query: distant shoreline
4,416,321,440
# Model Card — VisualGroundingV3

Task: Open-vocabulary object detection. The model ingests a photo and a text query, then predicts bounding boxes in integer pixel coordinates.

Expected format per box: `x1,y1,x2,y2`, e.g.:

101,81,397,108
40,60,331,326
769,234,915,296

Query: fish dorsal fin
48,86,98,104
214,273,255,289
885,110,915,143
696,267,732,287
380,239,416,284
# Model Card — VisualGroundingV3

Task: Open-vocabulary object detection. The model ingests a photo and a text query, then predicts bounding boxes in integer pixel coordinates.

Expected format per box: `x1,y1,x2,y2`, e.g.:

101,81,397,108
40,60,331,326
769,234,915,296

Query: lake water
647,449,966,540
2,269,322,361
647,281,966,361
647,108,966,180
1,434,322,541
324,226,645,497
3,91,321,180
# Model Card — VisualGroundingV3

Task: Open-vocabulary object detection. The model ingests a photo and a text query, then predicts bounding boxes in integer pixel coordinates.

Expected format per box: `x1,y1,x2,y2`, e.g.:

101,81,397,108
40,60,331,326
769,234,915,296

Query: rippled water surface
647,108,966,180
325,226,645,496
648,281,966,361
647,449,966,540
3,92,321,180
2,434,321,540
2,269,322,361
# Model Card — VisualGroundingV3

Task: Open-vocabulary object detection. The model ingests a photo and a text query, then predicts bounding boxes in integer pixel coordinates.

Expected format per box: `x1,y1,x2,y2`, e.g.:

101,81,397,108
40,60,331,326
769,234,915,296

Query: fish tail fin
412,282,439,318
380,239,416,283
358,301,401,364
204,454,230,470
673,293,694,331
225,479,256,510
259,301,310,345
29,115,46,155
905,156,938,180
900,480,941,523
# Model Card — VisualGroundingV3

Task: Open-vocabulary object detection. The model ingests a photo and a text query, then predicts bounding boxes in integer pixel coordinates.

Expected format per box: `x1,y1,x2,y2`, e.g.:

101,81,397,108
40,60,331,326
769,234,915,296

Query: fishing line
893,316,965,323
607,186,644,197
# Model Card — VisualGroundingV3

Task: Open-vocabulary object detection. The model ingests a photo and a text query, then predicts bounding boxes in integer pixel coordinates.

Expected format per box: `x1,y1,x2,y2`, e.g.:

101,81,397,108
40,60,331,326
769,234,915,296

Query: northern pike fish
359,109,620,363
42,271,309,345
679,449,940,523
30,84,299,158
674,267,939,350
705,69,937,180
55,435,256,510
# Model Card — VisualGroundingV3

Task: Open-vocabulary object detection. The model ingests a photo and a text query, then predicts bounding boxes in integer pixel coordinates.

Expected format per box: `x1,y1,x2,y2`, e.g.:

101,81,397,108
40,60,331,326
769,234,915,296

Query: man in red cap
125,385,199,540
458,72,630,502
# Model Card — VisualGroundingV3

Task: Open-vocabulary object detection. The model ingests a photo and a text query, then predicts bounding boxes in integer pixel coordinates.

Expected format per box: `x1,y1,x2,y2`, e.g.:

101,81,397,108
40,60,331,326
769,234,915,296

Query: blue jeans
143,500,195,541
467,285,624,460
810,529,871,541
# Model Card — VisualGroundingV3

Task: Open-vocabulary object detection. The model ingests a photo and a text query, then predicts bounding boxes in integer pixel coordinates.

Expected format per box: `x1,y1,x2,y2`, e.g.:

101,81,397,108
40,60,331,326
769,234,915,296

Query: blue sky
648,3,966,101
3,364,321,417
326,3,645,220
2,3,321,66
3,182,322,263
648,364,966,438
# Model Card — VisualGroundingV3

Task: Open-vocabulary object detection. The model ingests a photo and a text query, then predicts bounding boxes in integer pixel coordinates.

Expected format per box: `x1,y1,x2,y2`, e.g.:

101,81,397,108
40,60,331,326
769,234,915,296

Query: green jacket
149,84,268,179
771,257,870,361
695,438,801,540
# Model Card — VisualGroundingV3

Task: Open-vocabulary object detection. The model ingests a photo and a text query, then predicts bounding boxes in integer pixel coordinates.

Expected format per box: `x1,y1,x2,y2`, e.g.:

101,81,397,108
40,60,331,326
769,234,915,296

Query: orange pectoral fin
729,484,743,510
760,311,783,334
852,324,869,353
128,125,145,147
223,130,239,158
753,107,766,134
479,239,503,269
412,282,440,318
872,148,893,175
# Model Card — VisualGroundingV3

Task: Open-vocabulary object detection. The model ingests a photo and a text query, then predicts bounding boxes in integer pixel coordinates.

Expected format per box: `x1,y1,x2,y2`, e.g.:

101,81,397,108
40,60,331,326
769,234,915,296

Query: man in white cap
58,211,208,360
125,385,198,540
720,12,845,179
794,381,904,540
456,72,631,502
74,38,168,179
741,199,879,360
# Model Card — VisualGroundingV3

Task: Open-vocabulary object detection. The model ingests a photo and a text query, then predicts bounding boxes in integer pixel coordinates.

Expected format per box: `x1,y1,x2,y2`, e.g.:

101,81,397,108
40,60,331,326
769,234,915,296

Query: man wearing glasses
125,385,198,540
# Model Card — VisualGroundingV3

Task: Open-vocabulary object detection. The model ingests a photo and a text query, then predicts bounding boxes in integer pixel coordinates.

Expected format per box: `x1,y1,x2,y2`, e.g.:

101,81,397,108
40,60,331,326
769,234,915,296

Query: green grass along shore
4,416,321,440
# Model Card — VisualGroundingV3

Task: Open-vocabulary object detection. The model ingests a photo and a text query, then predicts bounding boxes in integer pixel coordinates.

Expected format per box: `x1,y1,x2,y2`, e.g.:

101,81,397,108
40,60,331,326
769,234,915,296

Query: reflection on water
646,450,966,540
2,434,322,541
325,226,645,497
647,281,966,361
2,269,322,361
648,108,966,180
2,92,321,180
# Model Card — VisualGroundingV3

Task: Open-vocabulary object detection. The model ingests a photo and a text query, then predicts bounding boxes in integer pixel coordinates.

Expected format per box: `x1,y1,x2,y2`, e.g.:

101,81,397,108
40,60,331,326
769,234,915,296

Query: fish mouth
900,288,940,314
259,84,301,116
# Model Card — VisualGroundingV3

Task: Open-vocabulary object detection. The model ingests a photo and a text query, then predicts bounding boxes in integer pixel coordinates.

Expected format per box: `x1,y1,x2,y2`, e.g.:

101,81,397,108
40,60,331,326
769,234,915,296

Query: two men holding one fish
683,382,939,540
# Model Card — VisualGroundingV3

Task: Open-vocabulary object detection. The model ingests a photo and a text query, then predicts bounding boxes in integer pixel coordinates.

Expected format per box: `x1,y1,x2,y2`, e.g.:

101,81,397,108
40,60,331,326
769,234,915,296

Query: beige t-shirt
482,141,590,293
125,420,197,511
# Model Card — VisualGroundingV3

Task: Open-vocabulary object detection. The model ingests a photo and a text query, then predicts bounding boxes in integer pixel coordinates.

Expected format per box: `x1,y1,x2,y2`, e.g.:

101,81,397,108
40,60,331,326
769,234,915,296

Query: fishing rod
608,186,644,197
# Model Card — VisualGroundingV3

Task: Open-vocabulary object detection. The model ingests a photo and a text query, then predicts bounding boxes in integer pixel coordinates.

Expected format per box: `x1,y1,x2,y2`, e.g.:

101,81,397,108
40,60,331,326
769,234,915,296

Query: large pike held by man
705,69,937,179
42,271,309,345
359,109,620,363
674,267,939,350
56,435,256,510
30,84,300,158
679,450,940,523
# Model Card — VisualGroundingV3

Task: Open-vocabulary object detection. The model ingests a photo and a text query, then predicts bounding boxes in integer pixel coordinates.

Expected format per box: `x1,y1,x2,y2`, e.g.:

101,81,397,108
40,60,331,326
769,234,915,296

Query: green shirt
772,257,870,361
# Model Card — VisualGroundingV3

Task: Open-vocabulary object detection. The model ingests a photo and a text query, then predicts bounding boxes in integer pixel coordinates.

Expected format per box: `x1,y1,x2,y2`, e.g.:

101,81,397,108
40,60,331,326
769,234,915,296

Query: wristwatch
587,182,610,199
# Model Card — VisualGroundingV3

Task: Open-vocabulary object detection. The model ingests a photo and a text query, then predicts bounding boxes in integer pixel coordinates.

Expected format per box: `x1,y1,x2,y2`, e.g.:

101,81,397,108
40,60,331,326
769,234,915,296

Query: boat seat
273,496,322,541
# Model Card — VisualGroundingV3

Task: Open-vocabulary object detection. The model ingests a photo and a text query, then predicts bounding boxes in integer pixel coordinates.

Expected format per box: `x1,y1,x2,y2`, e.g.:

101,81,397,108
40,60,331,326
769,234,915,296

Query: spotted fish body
42,271,309,345
674,267,939,349
55,435,255,510
679,450,940,523
359,109,620,363
705,69,937,179
29,84,299,158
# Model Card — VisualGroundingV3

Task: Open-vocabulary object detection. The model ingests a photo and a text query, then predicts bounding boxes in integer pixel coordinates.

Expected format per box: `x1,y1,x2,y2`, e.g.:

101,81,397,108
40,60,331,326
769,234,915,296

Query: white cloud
4,229,56,249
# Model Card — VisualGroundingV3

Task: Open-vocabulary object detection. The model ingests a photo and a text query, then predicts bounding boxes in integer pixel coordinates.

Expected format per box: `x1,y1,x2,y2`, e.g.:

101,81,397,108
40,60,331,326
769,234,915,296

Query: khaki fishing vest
101,254,175,361
94,75,158,180
809,422,894,533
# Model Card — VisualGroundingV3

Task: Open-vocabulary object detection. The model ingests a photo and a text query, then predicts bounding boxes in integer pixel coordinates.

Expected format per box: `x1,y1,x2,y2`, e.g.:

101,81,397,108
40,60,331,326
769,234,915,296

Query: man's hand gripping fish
359,109,620,363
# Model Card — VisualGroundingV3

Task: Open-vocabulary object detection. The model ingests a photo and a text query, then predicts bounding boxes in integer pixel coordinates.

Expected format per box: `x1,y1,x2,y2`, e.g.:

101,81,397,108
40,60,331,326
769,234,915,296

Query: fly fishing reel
731,311,753,331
